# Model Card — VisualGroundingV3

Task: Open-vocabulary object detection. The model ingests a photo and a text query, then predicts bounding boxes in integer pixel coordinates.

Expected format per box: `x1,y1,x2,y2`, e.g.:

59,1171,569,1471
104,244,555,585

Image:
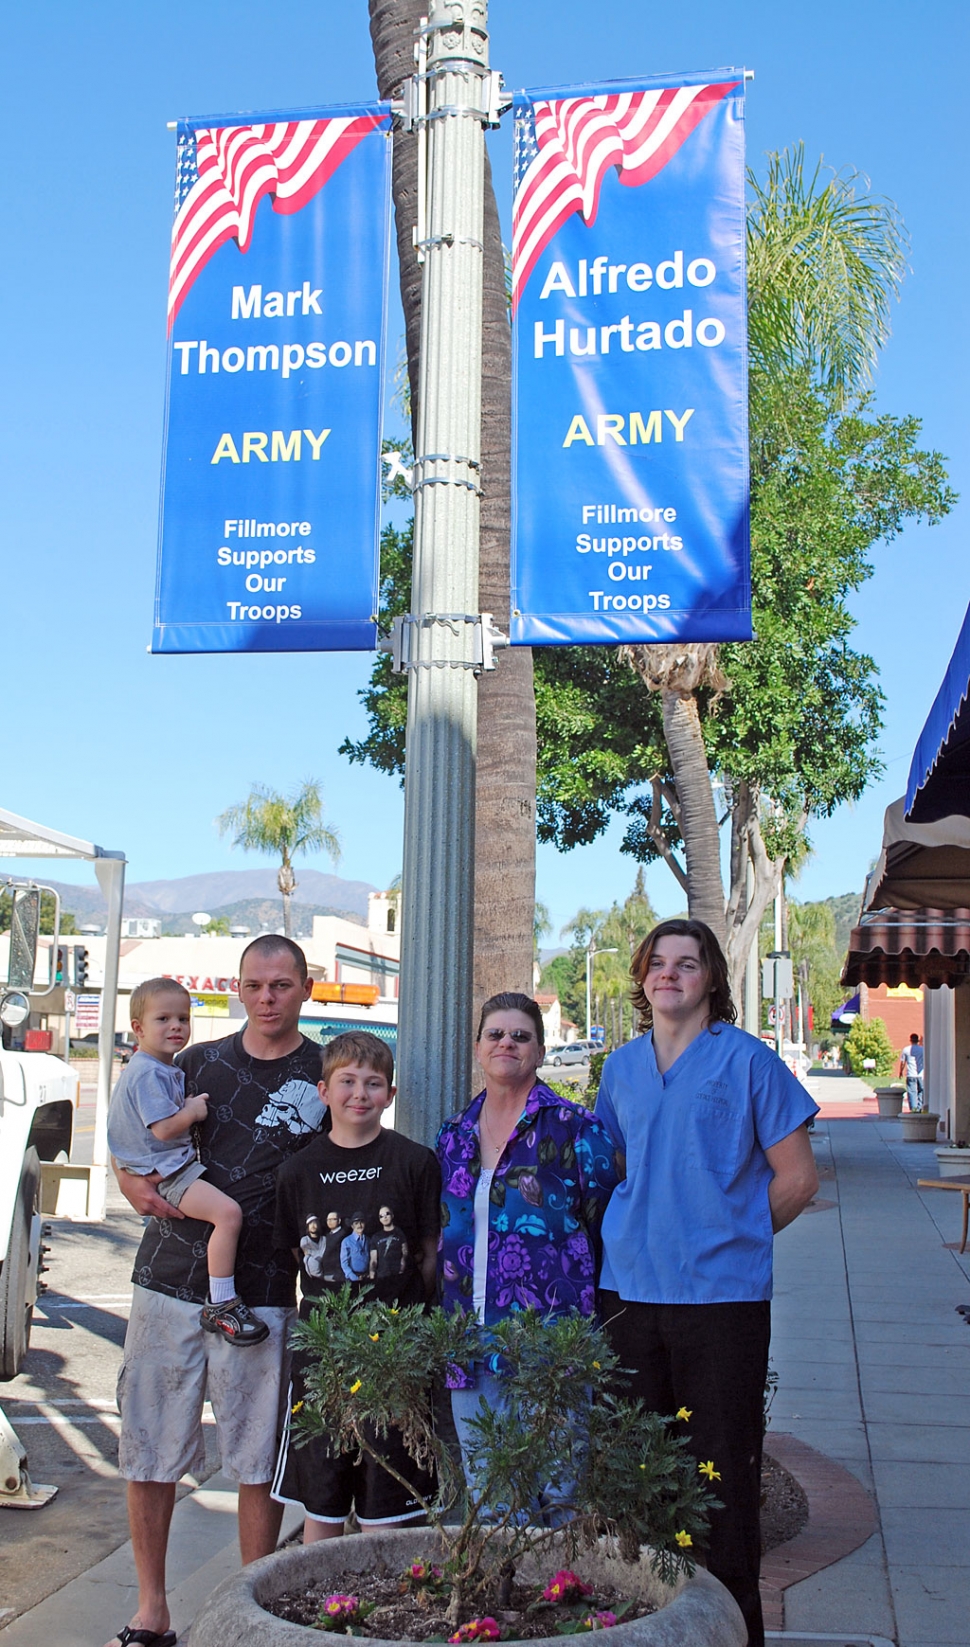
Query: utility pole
392,1,498,1144
743,857,760,1034
773,891,784,1059
586,944,618,1040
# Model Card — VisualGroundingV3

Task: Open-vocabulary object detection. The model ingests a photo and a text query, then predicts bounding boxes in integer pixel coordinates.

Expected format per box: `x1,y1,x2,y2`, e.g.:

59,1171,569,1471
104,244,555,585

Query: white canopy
0,807,126,1220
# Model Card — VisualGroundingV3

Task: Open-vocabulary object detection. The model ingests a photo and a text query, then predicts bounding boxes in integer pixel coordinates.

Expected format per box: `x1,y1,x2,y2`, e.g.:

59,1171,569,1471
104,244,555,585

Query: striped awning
842,908,970,988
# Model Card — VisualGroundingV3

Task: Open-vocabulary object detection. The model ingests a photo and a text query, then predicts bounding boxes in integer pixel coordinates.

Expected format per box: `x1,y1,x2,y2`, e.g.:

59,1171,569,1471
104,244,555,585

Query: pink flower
323,1594,359,1618
406,1561,444,1585
543,1570,593,1603
583,1612,618,1631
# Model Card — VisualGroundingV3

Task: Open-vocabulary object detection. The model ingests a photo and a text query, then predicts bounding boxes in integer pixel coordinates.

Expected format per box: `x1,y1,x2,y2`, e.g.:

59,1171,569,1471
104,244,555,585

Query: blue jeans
906,1076,923,1112
450,1364,575,1526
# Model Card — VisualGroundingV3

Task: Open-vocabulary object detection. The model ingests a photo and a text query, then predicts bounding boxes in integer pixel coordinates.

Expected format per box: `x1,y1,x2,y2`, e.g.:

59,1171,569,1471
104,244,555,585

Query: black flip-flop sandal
111,1627,177,1647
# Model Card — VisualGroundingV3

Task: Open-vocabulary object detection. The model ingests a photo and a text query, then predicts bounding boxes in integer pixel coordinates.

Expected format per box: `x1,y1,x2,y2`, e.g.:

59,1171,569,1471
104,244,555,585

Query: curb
760,1434,879,1632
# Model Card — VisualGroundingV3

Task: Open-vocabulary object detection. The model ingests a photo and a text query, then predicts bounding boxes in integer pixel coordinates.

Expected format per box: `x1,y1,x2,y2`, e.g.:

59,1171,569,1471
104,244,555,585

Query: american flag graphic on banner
168,115,385,328
512,82,738,313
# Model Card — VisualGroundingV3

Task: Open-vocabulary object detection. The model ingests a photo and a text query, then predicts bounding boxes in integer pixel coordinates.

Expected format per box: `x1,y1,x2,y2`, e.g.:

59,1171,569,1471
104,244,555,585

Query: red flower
449,1618,502,1642
543,1570,593,1603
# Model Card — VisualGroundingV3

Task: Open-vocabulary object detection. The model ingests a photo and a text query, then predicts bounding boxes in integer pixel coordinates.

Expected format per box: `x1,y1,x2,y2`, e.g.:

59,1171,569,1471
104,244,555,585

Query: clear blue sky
1,1,966,940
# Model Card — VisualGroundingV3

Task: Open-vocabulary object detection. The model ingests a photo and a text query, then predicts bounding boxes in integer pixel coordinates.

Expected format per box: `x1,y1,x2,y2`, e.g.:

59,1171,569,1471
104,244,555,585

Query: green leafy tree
216,781,340,939
0,890,78,935
842,1015,897,1080
787,898,845,1039
559,873,659,1048
205,915,232,937
341,146,954,1008
538,950,585,1032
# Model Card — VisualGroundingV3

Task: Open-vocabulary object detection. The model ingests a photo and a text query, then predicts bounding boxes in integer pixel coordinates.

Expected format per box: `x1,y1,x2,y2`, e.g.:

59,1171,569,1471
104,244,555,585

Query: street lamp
586,945,618,1041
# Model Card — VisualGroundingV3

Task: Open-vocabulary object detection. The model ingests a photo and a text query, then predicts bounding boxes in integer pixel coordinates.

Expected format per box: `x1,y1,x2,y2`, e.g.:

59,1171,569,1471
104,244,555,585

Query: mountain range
44,867,378,925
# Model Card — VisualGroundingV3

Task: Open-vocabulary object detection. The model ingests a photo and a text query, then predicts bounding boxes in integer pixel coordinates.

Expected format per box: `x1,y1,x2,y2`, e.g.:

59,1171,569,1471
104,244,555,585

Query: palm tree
747,144,906,401
367,0,538,1018
533,900,552,962
216,781,341,939
623,147,909,989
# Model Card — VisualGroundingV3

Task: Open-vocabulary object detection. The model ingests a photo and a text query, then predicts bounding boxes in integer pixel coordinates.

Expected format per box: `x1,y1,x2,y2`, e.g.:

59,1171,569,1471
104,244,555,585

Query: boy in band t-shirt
271,1031,440,1542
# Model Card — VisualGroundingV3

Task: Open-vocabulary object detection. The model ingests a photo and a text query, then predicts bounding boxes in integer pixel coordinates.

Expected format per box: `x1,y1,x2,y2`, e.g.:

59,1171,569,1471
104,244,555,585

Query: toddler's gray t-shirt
107,1050,195,1177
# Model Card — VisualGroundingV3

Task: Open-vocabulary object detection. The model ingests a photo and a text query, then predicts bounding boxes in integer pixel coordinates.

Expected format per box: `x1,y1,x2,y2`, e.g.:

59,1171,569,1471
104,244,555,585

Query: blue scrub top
595,1023,818,1304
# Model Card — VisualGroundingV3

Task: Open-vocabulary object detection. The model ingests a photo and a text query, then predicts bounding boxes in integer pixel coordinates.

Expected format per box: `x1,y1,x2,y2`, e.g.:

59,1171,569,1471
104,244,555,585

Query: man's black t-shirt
273,1128,441,1313
131,1032,326,1308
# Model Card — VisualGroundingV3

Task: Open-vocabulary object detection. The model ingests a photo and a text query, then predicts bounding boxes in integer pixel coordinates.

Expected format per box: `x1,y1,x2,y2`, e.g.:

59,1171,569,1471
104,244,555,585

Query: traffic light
73,946,89,989
55,945,68,986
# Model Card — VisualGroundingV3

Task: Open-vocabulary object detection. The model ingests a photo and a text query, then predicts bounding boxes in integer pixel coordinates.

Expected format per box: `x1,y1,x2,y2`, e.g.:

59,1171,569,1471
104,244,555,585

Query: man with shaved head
107,936,326,1647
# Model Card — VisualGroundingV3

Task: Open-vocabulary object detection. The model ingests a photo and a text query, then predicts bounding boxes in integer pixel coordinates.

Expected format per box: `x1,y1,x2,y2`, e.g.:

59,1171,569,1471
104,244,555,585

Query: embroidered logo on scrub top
694,1080,731,1108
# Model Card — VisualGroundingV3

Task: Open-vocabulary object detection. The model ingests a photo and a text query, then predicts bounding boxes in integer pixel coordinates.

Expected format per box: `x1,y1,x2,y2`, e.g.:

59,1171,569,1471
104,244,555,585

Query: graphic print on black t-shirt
131,1032,327,1309
273,1128,441,1313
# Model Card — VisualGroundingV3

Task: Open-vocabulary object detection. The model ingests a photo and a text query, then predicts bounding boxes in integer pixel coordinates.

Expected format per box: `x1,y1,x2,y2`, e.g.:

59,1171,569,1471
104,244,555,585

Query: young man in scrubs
595,919,819,1647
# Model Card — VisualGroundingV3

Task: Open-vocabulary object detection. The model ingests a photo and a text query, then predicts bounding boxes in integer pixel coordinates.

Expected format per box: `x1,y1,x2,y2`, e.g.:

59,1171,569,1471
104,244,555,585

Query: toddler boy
107,977,268,1346
271,1030,440,1541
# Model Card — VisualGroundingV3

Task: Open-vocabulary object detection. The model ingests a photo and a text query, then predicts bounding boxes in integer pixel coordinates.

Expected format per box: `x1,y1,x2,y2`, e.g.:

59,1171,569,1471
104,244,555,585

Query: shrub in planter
289,1291,719,1632
842,1016,897,1080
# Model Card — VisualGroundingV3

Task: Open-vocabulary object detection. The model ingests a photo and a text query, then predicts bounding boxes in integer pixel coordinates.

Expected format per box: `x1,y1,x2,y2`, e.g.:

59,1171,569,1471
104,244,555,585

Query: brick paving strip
759,1432,878,1631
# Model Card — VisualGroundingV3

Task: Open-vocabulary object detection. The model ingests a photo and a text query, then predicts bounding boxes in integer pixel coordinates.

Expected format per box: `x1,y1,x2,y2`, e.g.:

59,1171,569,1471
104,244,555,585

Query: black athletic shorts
271,1361,434,1525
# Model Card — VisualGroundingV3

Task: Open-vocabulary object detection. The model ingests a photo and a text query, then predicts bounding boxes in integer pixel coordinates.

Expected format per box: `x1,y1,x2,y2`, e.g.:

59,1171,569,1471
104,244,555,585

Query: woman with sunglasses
437,991,622,1503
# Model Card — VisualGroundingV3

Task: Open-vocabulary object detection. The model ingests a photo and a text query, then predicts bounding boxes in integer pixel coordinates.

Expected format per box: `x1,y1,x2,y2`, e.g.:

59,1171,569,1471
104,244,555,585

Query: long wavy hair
629,918,736,1033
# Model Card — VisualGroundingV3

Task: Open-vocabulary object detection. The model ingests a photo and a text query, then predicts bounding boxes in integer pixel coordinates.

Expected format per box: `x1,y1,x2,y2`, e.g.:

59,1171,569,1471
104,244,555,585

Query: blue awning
906,601,970,822
831,991,860,1028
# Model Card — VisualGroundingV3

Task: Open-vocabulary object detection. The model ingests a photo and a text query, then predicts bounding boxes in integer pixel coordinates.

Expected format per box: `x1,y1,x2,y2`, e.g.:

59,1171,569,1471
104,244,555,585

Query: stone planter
874,1087,904,1118
187,1527,746,1647
899,1111,940,1144
934,1147,970,1177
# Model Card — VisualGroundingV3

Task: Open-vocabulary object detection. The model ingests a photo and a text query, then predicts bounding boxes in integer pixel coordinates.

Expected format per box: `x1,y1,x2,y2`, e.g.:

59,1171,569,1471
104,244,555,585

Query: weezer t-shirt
131,1032,327,1308
273,1128,441,1314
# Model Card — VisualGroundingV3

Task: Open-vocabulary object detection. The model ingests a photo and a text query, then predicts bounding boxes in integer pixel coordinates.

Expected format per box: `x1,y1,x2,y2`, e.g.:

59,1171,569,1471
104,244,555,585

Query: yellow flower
291,1400,304,1414
698,1461,721,1481
349,1379,362,1395
389,1308,399,1315
592,1360,601,1369
638,1463,646,1471
369,1333,380,1341
675,1530,692,1549
676,1407,692,1422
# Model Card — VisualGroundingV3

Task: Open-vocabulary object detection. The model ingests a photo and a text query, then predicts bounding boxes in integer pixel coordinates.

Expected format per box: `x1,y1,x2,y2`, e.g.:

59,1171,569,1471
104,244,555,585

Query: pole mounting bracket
380,612,509,674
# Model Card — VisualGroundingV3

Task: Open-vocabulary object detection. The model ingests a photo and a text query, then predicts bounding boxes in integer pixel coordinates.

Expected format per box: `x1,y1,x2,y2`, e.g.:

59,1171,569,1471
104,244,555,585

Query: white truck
0,883,79,1382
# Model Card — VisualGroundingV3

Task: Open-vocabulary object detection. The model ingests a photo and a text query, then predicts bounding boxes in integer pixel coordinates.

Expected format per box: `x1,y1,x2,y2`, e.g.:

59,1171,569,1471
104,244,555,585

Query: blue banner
510,73,750,646
153,107,391,654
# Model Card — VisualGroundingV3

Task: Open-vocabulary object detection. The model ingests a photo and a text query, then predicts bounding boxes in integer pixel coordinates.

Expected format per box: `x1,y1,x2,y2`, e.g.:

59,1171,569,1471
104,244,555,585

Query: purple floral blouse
436,1083,624,1386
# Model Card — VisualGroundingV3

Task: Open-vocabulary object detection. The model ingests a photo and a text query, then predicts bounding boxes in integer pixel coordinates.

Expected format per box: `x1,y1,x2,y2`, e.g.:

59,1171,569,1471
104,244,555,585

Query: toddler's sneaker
200,1296,270,1346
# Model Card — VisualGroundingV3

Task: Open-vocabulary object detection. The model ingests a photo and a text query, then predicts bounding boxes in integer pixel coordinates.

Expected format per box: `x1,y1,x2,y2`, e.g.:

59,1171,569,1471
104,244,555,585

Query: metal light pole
393,1,494,1144
743,858,760,1034
586,945,618,1041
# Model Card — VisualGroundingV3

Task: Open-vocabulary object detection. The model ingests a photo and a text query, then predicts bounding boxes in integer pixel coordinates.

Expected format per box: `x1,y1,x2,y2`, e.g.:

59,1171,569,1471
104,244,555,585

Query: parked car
544,1040,594,1067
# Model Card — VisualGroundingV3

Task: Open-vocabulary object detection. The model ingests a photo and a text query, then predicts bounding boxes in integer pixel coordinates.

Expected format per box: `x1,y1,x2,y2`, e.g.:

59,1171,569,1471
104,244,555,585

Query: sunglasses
481,1028,536,1044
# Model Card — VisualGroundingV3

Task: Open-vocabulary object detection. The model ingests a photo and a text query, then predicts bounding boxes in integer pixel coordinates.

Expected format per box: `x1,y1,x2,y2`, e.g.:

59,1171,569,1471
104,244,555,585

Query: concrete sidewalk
0,1471,302,1646
2,1071,968,1646
767,1072,970,1647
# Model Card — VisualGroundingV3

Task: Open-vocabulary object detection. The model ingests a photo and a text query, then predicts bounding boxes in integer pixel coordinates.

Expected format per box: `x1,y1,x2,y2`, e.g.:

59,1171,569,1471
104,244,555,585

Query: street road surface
0,1075,219,1627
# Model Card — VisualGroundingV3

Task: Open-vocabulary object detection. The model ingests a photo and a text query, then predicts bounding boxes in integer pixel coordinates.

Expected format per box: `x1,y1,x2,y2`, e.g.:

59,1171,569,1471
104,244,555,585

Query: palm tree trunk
278,860,296,940
368,1,424,436
368,0,537,1019
474,153,537,1007
660,690,726,943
